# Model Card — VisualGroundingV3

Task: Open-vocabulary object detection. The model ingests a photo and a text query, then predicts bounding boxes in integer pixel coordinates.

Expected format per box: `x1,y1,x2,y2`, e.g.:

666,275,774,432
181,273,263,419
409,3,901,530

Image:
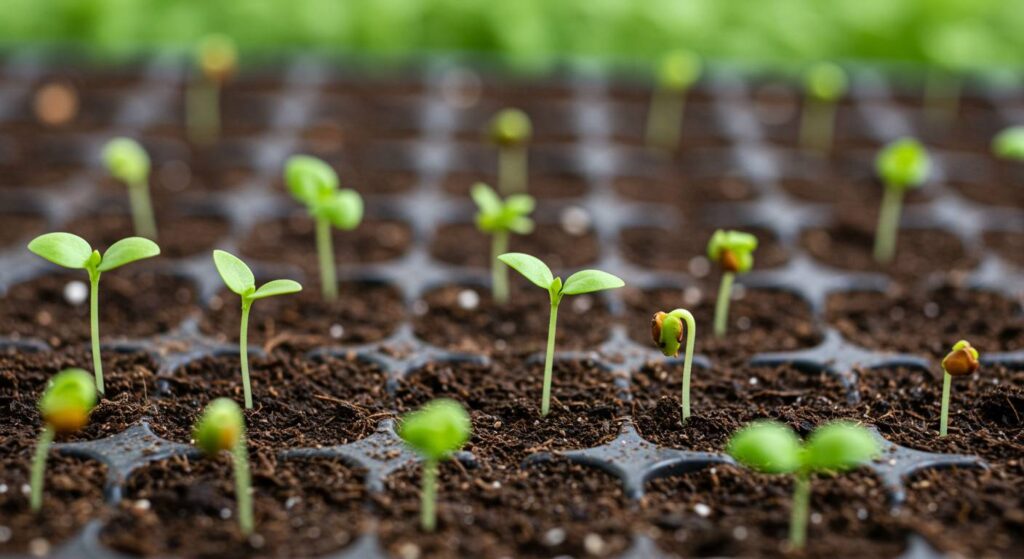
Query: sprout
992,126,1024,161
471,183,535,304
800,62,848,153
193,398,253,535
398,399,471,532
211,250,302,409
188,33,238,146
939,339,980,437
498,253,625,416
28,233,160,394
103,137,157,240
31,368,96,512
488,108,532,195
651,309,697,420
873,138,931,264
728,421,879,550
706,230,758,338
284,155,364,301
645,49,701,154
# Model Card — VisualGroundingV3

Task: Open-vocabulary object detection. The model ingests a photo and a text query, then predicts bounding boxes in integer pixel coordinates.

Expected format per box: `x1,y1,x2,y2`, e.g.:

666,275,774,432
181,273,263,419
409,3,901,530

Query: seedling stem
420,458,438,532
316,216,337,301
714,271,734,338
939,339,979,437
88,266,102,394
239,299,253,409
29,425,55,512
652,309,697,419
873,186,903,264
872,138,930,265
232,433,254,535
790,472,811,548
127,178,157,240
491,230,509,303
541,299,559,417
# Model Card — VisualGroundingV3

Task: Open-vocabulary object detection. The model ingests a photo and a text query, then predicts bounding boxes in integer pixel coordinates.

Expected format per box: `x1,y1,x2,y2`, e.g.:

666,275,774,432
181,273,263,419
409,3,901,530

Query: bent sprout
651,309,696,420
706,230,758,338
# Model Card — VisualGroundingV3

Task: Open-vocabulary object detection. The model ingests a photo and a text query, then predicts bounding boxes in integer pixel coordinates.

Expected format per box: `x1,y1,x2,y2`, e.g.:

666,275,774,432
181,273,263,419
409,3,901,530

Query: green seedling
728,421,879,550
188,33,238,146
992,126,1024,161
471,182,535,304
645,49,701,154
28,233,160,394
800,62,847,153
284,155,364,301
498,253,624,416
706,230,758,338
873,138,930,264
103,137,157,240
651,309,697,420
31,368,96,513
211,250,302,409
398,399,471,533
939,340,980,437
194,398,253,535
488,108,532,195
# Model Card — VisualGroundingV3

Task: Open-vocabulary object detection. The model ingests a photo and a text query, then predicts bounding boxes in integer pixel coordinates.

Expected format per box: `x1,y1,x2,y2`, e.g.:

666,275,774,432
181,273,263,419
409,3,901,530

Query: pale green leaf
248,279,302,300
802,422,879,472
398,399,471,460
98,237,160,272
727,421,802,474
497,252,553,290
212,249,255,296
561,269,624,295
470,183,502,215
28,233,93,269
321,189,363,230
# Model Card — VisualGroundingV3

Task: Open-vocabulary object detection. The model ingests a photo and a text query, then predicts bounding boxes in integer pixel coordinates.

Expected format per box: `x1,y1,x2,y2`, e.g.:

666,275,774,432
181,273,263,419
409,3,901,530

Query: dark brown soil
751,90,880,151
442,170,588,199
0,164,81,189
0,211,47,248
984,230,1024,267
778,175,932,207
65,207,229,259
611,173,758,209
605,98,728,151
100,454,368,558
948,169,1024,209
429,222,599,270
619,225,788,273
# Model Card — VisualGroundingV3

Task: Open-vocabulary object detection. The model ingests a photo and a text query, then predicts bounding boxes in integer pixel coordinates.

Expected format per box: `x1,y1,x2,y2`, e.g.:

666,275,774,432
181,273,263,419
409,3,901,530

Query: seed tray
0,51,1022,558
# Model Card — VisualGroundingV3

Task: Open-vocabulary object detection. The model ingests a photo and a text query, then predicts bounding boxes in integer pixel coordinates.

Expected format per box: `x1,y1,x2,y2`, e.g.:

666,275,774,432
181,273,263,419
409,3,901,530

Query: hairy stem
420,458,438,532
128,181,158,240
491,231,509,304
674,310,697,420
713,272,734,338
30,425,55,513
541,301,560,417
239,300,253,409
316,216,337,301
939,370,952,437
873,186,904,264
232,436,253,535
498,145,527,195
645,87,685,153
89,269,104,395
789,472,811,549
799,98,836,154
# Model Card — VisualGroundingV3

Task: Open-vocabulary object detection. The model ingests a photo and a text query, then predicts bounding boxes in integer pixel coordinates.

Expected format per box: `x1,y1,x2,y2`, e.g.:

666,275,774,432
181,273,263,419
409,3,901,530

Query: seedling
873,138,930,264
193,398,253,535
939,340,980,437
28,233,160,394
651,309,697,420
284,155,364,301
706,230,758,338
398,399,471,533
646,49,701,154
212,250,302,409
488,108,532,195
498,253,624,416
30,369,96,512
103,137,157,240
188,34,238,146
728,421,879,550
471,182,535,304
993,126,1024,161
800,62,847,153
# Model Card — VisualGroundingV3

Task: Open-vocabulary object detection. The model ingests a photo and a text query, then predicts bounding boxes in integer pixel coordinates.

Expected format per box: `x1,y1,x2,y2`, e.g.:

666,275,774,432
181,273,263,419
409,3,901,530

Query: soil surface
984,230,1024,267
620,225,788,273
429,222,600,270
65,207,229,259
612,173,758,210
442,170,588,199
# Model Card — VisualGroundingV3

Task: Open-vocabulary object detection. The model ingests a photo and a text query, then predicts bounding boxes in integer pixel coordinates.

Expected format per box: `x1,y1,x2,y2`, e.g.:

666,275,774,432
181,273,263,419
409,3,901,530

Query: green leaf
504,194,535,215
993,126,1024,161
803,62,847,102
657,49,701,91
727,421,802,474
28,233,93,269
248,279,302,300
97,237,160,272
212,250,256,296
102,137,150,185
802,422,879,472
875,138,930,190
39,368,96,433
508,216,534,235
193,398,243,455
561,269,625,295
320,190,363,230
497,252,554,290
470,182,502,215
398,399,471,460
285,155,338,207
489,108,532,146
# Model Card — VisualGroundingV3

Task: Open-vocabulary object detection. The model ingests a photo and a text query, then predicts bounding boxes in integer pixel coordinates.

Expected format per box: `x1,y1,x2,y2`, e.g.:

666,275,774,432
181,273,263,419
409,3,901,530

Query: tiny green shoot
651,309,697,420
193,398,253,535
471,182,535,304
645,49,701,154
488,108,532,195
103,137,157,240
728,421,879,550
31,368,96,513
800,62,847,153
992,126,1024,161
498,253,624,416
284,155,364,301
939,339,980,437
398,399,471,533
28,233,160,395
211,250,302,409
706,230,758,338
188,33,238,146
873,138,931,264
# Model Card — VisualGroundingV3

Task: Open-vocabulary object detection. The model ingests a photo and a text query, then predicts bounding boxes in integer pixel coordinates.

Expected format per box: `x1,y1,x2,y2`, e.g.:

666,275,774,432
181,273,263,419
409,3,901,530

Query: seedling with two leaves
103,137,157,240
873,138,930,264
193,398,253,535
488,108,532,195
471,182,535,304
30,369,96,512
706,230,758,338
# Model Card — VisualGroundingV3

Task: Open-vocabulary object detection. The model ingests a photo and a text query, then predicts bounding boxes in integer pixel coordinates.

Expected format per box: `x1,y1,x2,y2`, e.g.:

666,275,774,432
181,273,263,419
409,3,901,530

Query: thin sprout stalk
678,311,696,420
232,436,253,535
799,99,837,154
646,86,686,153
239,300,253,409
873,185,903,264
88,268,103,395
789,472,811,549
420,458,439,532
315,216,337,301
127,180,157,240
541,300,560,416
491,231,509,304
188,78,220,146
498,145,527,195
939,371,952,437
924,70,961,128
713,272,734,338
29,425,55,512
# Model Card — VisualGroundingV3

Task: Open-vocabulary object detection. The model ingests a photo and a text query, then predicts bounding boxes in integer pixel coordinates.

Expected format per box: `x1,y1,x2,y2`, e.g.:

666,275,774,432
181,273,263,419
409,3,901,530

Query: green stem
315,216,337,301
924,69,960,128
939,370,952,437
873,186,904,264
491,231,509,304
674,309,696,421
128,181,158,240
187,78,220,146
239,300,253,409
541,301,560,417
30,425,55,513
799,99,836,154
713,272,734,339
645,86,685,153
498,145,527,195
789,472,811,550
232,436,253,535
89,269,104,395
420,458,438,532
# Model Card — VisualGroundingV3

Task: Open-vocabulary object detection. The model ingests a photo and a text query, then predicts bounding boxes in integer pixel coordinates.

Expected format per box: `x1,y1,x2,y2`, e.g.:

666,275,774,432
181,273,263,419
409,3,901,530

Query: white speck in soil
329,324,344,339
923,302,939,318
220,507,232,520
286,496,302,509
560,206,591,236
63,280,88,305
248,533,266,549
494,339,507,351
209,295,224,311
857,507,868,520
440,68,481,109
889,306,905,321
584,533,606,555
688,256,711,278
684,286,703,306
694,503,711,517
731,284,747,300
397,542,421,559
0,483,7,493
133,499,151,511
29,537,50,557
732,526,748,541
412,300,428,316
0,526,11,543
810,512,822,525
20,484,30,496
749,377,759,385
572,295,593,312
543,527,567,546
159,160,192,192
457,289,479,310
737,316,752,330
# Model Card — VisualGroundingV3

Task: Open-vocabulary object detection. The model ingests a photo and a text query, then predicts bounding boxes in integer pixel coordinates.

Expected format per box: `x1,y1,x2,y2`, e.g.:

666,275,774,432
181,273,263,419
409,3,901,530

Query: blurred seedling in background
498,253,624,416
993,126,1024,162
728,421,879,550
31,369,96,512
188,33,238,146
28,233,160,394
194,398,253,535
921,22,990,128
488,108,532,195
103,137,157,240
646,49,701,154
33,80,78,127
212,250,302,409
939,340,980,437
284,155,364,301
398,399,471,532
873,138,930,264
471,182,535,304
706,230,757,338
651,308,696,420
800,62,847,153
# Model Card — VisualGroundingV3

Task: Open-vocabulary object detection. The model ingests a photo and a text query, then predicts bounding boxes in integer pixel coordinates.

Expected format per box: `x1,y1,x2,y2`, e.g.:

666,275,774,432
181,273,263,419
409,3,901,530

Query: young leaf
657,49,701,91
248,279,303,301
97,237,160,272
804,62,847,102
727,421,802,474
993,126,1024,160
39,368,97,434
399,399,471,461
498,252,554,290
285,154,338,205
489,108,532,147
102,137,150,185
802,422,879,472
193,398,244,455
875,138,930,190
28,233,93,269
560,269,625,295
471,182,502,215
213,250,256,296
320,190,364,230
